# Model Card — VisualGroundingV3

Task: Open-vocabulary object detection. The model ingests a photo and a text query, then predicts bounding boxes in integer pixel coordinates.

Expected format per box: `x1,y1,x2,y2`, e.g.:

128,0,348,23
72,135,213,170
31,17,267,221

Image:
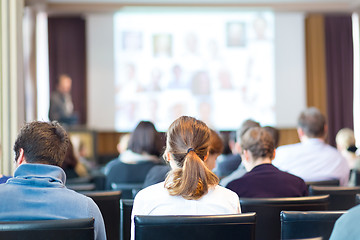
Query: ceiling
26,0,360,14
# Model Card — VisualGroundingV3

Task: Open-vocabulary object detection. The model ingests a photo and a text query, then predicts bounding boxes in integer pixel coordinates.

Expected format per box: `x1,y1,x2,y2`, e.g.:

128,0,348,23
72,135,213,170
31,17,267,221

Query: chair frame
280,210,346,240
134,213,256,240
0,218,94,240
239,195,330,240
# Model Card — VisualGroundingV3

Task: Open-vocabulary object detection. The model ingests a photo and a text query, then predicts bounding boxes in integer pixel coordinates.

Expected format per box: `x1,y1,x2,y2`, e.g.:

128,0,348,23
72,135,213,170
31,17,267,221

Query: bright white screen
114,10,275,131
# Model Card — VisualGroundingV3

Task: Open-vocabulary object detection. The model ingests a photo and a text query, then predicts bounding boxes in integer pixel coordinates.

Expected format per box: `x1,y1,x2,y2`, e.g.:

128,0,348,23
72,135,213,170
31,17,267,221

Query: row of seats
0,210,345,240
0,210,344,240
77,181,360,240
1,192,358,240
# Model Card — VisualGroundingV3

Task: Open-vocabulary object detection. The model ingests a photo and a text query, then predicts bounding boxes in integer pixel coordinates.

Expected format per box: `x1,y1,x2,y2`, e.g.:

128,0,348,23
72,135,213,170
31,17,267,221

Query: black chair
309,186,360,210
240,195,329,240
66,183,97,191
134,213,257,240
356,193,360,205
280,210,346,240
0,218,94,240
305,179,340,188
82,191,121,240
120,199,134,240
111,183,143,199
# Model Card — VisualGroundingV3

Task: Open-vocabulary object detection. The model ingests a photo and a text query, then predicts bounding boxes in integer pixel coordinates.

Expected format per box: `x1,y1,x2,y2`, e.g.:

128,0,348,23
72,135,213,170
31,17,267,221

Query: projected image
114,11,275,131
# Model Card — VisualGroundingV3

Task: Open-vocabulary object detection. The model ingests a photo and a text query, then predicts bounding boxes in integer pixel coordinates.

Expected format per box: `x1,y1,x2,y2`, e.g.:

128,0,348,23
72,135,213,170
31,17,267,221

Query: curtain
325,14,354,146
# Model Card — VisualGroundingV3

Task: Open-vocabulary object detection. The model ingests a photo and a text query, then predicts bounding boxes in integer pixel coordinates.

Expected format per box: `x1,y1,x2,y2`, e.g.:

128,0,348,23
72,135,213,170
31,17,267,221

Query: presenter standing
49,74,78,125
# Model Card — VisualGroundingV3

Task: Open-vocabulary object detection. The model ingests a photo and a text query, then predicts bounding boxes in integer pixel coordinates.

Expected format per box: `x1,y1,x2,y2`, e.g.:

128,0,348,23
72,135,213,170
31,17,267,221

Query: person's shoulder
224,175,246,190
277,142,302,152
137,182,166,197
213,185,240,200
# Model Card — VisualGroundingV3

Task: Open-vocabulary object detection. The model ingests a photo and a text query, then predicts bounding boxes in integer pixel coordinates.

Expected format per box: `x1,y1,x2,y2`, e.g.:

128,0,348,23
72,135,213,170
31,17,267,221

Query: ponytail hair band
187,148,195,153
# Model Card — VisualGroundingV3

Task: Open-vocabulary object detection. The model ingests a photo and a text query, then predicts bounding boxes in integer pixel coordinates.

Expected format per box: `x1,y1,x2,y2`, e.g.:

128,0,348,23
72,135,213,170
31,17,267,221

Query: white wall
275,12,306,128
86,13,115,130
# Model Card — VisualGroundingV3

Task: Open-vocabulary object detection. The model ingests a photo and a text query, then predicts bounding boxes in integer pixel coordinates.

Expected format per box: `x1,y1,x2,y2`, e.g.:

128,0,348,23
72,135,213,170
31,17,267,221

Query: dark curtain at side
324,15,353,146
48,17,87,124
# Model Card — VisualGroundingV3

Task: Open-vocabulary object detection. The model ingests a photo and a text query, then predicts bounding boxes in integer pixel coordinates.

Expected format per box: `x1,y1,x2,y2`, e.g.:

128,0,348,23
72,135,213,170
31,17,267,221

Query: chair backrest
82,191,122,240
0,218,94,240
134,213,256,240
240,195,329,240
309,186,360,210
356,193,360,205
105,161,156,190
120,199,134,240
305,179,340,188
111,183,143,199
280,210,346,240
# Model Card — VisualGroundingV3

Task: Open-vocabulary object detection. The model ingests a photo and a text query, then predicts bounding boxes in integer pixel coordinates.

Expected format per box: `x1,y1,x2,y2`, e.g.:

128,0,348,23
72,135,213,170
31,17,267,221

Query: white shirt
131,182,241,240
273,138,350,186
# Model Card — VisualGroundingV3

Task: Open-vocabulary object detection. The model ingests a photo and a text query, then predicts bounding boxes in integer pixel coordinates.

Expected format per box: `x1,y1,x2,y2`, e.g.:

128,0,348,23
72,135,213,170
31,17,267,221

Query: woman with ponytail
131,116,240,239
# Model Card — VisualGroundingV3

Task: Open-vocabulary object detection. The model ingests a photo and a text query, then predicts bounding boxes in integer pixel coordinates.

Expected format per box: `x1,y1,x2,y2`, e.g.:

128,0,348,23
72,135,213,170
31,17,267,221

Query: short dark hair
236,119,261,143
241,127,275,159
13,121,69,166
298,107,326,138
127,121,163,156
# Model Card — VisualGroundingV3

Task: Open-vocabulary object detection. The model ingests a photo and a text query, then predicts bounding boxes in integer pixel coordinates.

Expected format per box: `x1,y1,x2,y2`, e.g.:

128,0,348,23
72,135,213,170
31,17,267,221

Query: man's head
13,121,70,167
297,107,326,139
57,74,72,94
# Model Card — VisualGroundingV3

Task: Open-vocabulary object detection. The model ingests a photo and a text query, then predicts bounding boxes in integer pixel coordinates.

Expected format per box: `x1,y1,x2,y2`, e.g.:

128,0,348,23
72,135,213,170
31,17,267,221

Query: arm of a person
88,199,107,240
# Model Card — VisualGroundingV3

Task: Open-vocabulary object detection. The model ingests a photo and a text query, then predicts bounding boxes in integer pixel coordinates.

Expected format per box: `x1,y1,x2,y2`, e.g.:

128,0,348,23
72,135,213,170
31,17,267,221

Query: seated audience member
213,131,242,178
142,129,225,188
0,175,11,184
227,127,308,198
0,144,11,184
102,133,130,175
220,119,260,187
0,121,105,240
336,128,359,170
336,128,360,186
132,116,240,240
61,140,88,179
104,121,163,189
330,204,360,239
273,107,350,186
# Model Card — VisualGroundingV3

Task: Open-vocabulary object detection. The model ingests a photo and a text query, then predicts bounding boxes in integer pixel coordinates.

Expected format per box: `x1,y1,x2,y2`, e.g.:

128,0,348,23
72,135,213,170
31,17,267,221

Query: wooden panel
278,128,299,147
96,132,123,155
305,14,327,116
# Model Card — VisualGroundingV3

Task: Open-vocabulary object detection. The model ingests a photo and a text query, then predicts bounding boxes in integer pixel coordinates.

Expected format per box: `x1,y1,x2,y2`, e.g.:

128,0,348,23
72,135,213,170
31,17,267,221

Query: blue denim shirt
0,163,106,240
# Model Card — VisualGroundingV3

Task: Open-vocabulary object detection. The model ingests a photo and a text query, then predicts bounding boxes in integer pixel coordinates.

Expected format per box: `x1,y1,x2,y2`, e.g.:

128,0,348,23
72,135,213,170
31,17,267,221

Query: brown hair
209,129,224,155
164,116,219,200
241,127,275,160
13,121,69,166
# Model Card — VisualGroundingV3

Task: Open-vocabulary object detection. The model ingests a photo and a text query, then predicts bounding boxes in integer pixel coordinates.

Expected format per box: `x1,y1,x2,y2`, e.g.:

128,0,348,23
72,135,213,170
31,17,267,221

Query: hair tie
347,145,358,153
187,148,195,153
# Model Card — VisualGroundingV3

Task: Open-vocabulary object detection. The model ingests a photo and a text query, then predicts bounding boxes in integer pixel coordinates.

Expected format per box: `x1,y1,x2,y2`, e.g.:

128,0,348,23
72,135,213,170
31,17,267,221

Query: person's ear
242,149,250,162
16,148,26,167
235,142,242,154
166,152,172,162
271,149,276,161
203,151,209,162
297,128,304,139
